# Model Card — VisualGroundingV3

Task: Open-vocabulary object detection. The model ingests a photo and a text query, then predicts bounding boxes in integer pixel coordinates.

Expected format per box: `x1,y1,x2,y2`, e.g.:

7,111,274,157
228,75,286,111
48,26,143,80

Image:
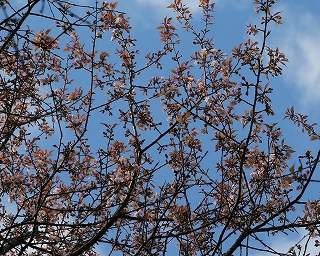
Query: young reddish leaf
310,135,318,141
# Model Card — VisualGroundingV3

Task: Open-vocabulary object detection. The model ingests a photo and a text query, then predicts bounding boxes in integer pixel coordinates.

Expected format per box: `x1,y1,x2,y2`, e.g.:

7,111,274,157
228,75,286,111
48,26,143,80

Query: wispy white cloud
269,229,319,256
119,0,204,30
250,228,319,256
272,5,320,107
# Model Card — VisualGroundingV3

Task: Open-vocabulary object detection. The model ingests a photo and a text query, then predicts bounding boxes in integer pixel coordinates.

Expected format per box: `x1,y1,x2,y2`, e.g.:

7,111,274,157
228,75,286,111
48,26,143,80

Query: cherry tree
0,0,319,255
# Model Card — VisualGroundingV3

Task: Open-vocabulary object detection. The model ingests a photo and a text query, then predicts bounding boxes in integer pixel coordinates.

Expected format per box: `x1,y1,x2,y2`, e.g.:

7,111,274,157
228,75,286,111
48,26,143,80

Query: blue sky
5,0,320,255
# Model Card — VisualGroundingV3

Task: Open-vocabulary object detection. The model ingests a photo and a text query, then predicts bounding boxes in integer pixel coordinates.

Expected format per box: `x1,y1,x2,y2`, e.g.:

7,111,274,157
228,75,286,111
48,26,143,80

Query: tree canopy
0,0,319,255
